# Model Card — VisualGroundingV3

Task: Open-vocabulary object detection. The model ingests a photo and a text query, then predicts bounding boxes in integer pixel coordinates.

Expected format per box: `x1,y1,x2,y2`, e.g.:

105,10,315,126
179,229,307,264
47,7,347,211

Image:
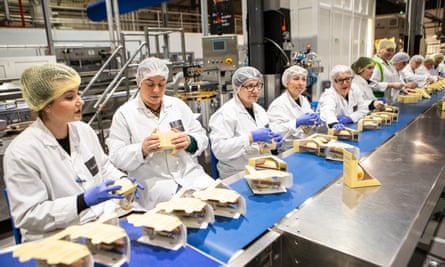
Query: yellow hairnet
20,63,81,111
377,39,396,51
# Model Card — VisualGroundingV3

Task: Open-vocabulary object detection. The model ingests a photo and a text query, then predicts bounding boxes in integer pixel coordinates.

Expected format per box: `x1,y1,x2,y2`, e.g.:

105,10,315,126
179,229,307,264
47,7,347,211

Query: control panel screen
212,40,227,52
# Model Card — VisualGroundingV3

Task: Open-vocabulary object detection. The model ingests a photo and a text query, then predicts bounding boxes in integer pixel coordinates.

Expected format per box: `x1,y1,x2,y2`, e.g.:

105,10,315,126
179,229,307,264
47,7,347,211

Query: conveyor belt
0,220,222,267
187,91,445,263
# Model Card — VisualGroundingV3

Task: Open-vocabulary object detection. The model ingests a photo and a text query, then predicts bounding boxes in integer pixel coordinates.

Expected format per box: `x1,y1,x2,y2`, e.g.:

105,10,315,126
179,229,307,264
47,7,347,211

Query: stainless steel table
276,101,445,266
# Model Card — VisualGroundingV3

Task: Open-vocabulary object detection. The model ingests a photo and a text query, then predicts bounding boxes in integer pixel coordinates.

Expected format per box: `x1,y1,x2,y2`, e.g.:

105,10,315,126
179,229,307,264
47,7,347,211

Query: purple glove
337,115,353,124
251,128,273,143
84,180,124,207
296,113,321,127
125,176,144,199
271,132,283,148
333,123,346,130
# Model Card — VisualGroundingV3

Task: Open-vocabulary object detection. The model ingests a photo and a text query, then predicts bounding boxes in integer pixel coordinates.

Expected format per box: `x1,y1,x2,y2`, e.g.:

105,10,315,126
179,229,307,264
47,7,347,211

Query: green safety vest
371,57,385,98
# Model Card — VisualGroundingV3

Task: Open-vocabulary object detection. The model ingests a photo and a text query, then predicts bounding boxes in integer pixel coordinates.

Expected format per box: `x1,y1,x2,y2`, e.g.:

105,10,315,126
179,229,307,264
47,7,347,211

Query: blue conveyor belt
0,220,222,267
188,91,445,263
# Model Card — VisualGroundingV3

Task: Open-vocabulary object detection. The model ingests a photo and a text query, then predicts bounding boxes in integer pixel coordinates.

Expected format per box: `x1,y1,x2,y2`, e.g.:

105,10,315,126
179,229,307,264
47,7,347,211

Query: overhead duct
87,0,170,21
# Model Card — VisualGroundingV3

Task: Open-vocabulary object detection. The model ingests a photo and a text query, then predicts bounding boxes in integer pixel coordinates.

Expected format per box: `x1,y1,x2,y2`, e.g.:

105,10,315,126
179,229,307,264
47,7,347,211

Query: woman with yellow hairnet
4,63,143,242
370,39,408,104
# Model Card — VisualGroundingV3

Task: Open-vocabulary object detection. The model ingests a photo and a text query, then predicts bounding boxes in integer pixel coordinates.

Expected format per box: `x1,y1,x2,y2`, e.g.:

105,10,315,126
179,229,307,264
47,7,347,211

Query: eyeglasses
334,77,353,84
242,83,263,92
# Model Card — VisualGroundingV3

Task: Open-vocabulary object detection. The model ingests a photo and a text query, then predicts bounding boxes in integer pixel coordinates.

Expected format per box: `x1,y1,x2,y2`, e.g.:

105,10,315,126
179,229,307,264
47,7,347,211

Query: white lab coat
318,87,370,126
400,64,428,87
371,56,404,103
351,75,377,103
209,94,270,178
267,91,313,148
3,118,123,242
107,95,214,210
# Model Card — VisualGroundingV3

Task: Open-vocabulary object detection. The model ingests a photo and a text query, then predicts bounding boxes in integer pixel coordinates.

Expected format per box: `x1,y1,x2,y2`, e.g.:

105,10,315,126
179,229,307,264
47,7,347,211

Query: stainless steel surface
276,102,445,267
227,230,281,267
202,35,239,72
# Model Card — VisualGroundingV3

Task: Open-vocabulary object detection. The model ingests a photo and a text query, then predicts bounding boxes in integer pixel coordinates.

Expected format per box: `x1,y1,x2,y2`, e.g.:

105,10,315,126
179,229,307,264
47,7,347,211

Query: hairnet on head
281,65,307,87
433,53,444,63
136,57,169,86
330,65,353,82
377,39,396,51
350,57,375,74
232,66,263,92
391,52,410,64
409,55,424,63
424,55,434,64
20,63,80,111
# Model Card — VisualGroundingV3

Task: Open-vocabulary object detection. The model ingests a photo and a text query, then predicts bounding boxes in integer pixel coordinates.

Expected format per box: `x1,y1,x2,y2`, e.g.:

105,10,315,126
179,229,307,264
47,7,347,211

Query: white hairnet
232,66,263,92
136,57,169,86
391,52,410,64
281,65,307,87
330,65,352,82
409,55,424,63
20,63,81,111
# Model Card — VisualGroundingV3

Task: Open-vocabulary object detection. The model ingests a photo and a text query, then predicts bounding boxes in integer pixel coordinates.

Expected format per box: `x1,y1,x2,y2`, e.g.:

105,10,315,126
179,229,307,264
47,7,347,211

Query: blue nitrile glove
377,97,386,104
337,115,353,124
296,113,321,127
271,132,283,148
251,128,273,143
125,176,144,199
84,179,124,207
333,123,346,130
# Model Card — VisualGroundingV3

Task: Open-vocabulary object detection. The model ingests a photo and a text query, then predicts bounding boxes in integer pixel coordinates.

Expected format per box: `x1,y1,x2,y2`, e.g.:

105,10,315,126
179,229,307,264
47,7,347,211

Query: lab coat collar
135,94,174,118
34,117,80,150
285,91,302,107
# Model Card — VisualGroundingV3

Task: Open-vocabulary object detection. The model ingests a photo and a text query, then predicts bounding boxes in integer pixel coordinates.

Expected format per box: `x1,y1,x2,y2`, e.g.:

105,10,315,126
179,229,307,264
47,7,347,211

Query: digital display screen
212,40,226,52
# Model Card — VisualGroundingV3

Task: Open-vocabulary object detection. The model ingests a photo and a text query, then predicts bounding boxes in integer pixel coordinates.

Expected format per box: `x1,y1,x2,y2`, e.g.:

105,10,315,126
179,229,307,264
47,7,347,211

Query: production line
0,82,444,266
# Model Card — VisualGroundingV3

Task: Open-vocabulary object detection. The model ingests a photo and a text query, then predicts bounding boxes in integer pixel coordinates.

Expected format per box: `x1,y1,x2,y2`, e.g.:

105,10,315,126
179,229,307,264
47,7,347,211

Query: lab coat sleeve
209,111,251,161
349,90,370,123
179,101,208,157
318,91,339,125
107,109,146,172
267,101,304,138
4,152,79,234
370,67,388,92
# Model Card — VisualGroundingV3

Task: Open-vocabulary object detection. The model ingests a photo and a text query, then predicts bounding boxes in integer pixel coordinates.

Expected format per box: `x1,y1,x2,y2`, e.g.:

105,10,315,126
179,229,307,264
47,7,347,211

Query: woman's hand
170,128,191,151
142,130,162,157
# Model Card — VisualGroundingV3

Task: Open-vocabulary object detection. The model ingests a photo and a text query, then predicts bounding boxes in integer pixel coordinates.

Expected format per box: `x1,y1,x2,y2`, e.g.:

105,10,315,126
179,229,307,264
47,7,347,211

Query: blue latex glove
377,97,386,104
84,179,124,207
296,113,321,127
271,132,283,148
337,115,353,124
332,123,346,130
251,128,273,143
125,176,144,199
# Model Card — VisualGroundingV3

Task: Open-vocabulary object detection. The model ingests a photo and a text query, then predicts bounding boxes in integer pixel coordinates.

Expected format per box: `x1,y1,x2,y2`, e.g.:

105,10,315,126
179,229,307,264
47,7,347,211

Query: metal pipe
88,76,126,126
41,0,54,55
4,0,10,22
161,3,169,59
264,37,290,67
81,45,123,97
105,0,115,48
18,0,25,27
92,41,146,110
200,0,208,35
112,0,122,45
